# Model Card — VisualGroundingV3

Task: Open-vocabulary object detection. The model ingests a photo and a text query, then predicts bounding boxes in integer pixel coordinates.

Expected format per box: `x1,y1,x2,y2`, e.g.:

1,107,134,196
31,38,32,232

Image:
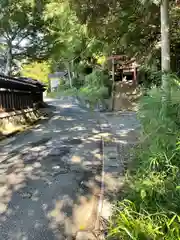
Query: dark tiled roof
0,74,46,92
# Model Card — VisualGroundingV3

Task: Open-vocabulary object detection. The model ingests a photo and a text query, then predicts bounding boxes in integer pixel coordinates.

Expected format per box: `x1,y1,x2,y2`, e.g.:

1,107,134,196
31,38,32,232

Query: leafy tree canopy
21,61,51,85
43,0,105,71
69,0,179,66
0,0,48,75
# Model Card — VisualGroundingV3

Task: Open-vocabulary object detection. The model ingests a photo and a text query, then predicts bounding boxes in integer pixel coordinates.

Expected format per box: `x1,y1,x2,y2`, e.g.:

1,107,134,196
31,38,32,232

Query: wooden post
133,67,137,85
111,58,115,111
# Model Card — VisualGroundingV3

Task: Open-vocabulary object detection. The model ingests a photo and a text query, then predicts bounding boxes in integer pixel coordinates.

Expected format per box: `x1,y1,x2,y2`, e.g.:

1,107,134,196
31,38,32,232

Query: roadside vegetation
48,69,111,108
108,74,180,239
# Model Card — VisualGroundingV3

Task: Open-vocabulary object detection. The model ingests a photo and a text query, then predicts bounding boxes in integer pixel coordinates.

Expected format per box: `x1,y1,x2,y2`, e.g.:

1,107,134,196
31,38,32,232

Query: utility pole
111,57,115,111
161,0,170,99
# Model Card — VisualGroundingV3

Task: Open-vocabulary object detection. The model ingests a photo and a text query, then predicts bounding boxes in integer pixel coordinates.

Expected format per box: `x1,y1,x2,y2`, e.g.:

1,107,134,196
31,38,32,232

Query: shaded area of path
0,97,103,240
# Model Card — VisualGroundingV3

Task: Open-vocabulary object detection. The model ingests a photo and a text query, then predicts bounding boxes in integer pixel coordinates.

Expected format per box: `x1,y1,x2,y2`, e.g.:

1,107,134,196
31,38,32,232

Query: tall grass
108,75,180,240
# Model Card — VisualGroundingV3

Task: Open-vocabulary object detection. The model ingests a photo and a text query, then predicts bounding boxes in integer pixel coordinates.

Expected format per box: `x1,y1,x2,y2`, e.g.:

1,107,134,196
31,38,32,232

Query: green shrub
85,69,109,88
63,87,78,96
79,85,108,106
72,76,84,89
138,66,162,89
75,69,110,107
108,75,180,240
108,199,180,240
47,87,77,98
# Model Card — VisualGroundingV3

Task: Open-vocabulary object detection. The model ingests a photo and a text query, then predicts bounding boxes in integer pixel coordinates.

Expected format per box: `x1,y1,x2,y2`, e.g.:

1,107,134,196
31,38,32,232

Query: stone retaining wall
0,108,48,138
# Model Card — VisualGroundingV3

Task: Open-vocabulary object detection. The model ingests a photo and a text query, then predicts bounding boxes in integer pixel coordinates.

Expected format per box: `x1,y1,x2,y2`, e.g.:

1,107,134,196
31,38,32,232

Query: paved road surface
0,97,102,240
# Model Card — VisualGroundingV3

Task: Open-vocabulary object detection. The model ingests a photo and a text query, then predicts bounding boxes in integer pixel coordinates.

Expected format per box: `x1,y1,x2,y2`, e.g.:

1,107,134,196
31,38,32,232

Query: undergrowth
48,69,109,108
77,70,109,107
108,75,180,240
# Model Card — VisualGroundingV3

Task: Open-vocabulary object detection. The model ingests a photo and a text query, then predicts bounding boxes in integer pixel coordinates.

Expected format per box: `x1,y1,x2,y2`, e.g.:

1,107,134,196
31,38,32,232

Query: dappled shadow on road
0,101,105,239
0,99,140,239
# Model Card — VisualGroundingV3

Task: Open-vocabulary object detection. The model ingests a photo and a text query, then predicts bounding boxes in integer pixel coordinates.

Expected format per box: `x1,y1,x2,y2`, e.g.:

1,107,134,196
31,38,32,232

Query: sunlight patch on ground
115,139,128,144
71,155,82,163
32,128,44,132
92,128,100,134
47,196,74,236
52,129,62,133
51,115,75,121
94,153,101,160
58,104,74,108
59,116,75,121
116,128,135,136
70,126,87,131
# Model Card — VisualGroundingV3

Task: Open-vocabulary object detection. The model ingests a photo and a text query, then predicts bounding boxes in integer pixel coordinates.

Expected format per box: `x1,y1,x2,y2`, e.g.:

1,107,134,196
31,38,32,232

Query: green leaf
140,189,147,200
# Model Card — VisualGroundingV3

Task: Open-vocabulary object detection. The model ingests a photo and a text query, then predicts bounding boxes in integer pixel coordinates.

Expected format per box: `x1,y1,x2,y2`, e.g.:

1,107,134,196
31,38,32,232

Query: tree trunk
161,0,170,99
67,62,72,88
71,59,75,78
111,58,115,111
5,44,12,76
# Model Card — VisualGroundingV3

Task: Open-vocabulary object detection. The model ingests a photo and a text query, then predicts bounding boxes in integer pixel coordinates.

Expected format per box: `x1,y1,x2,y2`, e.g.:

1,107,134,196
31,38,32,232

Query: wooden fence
0,75,45,112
